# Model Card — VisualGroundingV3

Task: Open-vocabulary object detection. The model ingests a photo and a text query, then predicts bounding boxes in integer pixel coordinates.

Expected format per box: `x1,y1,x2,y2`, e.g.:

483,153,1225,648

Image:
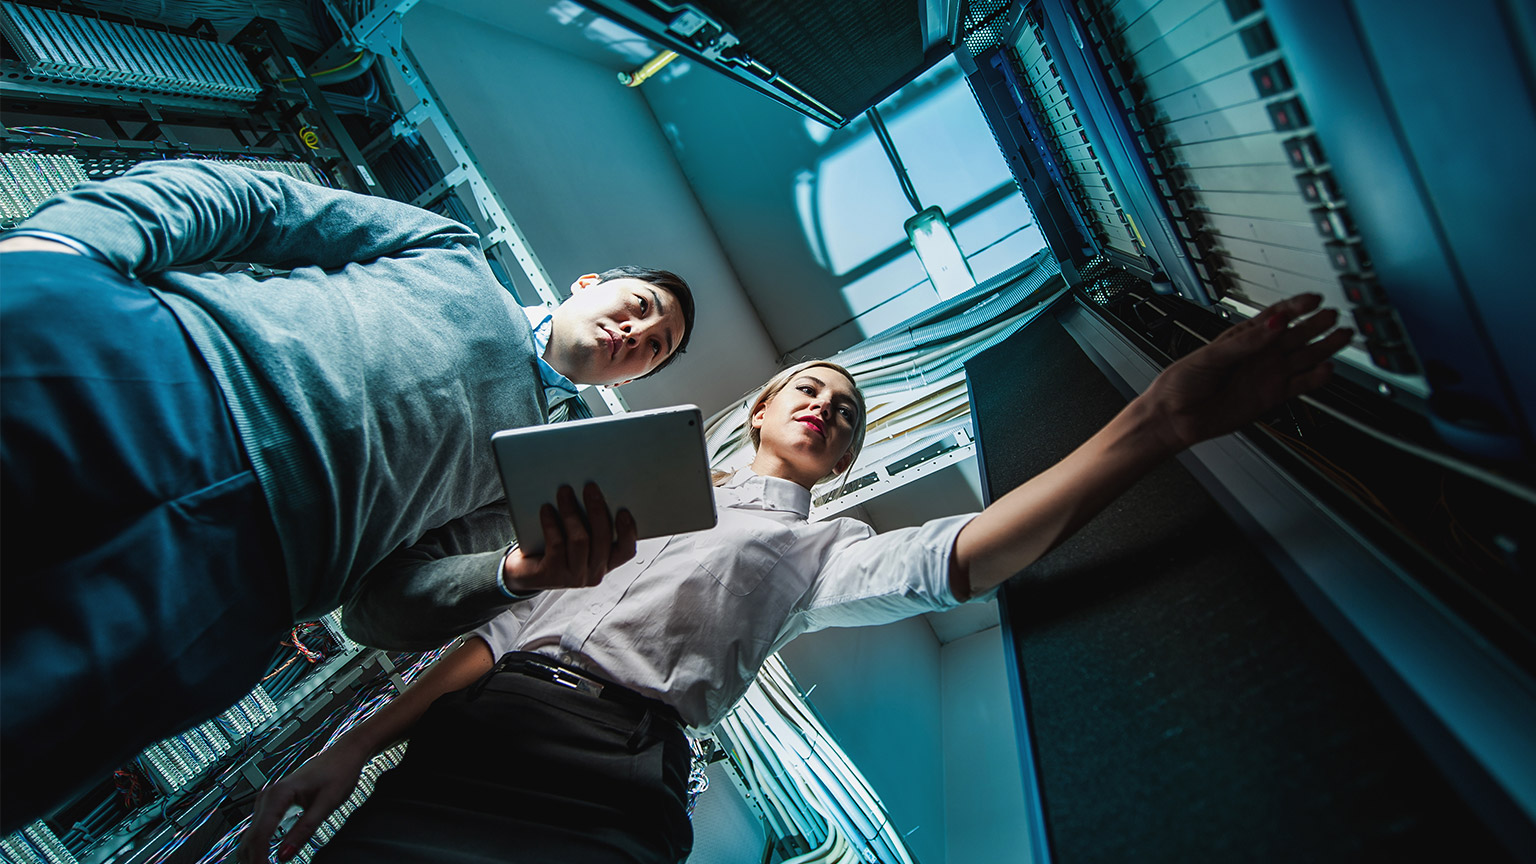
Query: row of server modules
966,0,1535,462
0,0,260,100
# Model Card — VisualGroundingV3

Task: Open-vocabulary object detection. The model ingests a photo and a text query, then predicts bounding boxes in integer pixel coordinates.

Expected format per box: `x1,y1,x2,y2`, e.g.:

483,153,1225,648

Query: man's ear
569,273,602,294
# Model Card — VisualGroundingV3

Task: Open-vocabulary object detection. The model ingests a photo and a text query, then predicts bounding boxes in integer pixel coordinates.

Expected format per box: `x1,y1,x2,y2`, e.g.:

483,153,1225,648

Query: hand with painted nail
234,741,370,863
500,482,638,594
1137,292,1354,453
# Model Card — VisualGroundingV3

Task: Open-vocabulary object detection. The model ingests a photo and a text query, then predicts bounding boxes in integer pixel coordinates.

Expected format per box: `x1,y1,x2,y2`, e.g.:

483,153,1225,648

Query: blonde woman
238,294,1348,864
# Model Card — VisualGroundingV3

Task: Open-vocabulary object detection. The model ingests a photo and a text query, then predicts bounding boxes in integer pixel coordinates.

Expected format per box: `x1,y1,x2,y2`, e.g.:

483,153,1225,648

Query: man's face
544,275,686,385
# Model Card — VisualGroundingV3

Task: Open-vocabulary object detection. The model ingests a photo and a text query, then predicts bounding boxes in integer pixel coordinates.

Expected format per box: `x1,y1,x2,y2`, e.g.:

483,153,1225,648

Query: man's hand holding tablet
500,481,638,593
491,405,718,595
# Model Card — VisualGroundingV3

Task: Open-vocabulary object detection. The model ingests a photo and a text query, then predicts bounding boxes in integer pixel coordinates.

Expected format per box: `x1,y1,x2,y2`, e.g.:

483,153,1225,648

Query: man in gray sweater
0,160,696,829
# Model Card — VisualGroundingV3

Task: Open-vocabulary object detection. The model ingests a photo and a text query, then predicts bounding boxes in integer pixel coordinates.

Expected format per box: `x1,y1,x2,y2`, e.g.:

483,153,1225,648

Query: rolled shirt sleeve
788,512,981,637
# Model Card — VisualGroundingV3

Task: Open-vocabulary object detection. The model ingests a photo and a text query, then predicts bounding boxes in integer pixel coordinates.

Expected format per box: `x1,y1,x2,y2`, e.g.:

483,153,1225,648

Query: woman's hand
1139,293,1353,453
235,742,371,863
502,482,638,593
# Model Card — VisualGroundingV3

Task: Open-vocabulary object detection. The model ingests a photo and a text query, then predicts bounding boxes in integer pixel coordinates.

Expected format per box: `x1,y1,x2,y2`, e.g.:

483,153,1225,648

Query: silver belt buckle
547,665,604,697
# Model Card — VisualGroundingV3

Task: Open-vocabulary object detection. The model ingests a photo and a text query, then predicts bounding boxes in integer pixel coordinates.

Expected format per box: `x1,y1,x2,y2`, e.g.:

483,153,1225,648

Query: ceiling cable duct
618,49,679,86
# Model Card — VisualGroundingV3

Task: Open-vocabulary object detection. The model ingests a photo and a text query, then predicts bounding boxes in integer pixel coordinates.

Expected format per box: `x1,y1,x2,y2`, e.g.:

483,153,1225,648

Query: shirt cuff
1,229,107,262
498,544,542,601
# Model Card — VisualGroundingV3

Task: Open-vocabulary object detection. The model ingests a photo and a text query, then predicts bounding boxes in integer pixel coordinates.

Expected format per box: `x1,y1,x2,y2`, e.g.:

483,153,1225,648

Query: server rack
962,0,1535,464
952,1,1536,859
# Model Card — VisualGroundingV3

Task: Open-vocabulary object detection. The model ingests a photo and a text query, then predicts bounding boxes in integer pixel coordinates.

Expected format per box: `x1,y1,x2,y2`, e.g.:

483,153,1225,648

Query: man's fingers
538,502,564,560
608,508,638,571
557,486,590,578
583,482,614,577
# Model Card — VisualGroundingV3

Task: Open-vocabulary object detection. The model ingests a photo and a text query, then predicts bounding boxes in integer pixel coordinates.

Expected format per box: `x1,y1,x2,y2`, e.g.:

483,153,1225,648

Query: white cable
1296,394,1536,506
1157,314,1534,505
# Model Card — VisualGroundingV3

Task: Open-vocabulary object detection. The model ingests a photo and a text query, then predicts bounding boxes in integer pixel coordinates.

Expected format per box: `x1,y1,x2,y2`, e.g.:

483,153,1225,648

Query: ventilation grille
1079,254,1145,307
961,0,1013,56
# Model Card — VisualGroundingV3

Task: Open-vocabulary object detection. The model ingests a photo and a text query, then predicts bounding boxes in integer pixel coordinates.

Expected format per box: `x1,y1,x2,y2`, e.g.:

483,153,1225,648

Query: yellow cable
278,52,365,83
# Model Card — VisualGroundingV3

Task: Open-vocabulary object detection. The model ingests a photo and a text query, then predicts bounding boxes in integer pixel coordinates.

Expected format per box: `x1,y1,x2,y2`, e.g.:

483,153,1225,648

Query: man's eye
650,339,661,356
638,296,649,314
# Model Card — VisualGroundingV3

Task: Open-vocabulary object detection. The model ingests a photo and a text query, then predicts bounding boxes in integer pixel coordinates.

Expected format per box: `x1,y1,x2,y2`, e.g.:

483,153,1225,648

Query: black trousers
315,670,693,863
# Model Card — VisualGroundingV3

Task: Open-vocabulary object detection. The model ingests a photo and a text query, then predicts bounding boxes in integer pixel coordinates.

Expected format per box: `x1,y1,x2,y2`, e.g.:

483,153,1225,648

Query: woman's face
750,367,861,487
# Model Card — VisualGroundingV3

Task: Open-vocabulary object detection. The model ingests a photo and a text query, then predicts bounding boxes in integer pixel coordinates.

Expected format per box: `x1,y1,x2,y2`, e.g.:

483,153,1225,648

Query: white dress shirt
472,468,978,728
522,305,581,412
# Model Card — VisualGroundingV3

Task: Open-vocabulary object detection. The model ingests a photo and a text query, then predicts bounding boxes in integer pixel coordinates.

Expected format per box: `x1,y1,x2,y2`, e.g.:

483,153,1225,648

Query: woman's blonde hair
721,360,867,487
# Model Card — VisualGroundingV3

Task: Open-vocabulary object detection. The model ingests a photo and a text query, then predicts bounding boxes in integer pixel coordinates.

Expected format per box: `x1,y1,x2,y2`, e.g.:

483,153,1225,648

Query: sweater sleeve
340,502,523,651
16,159,478,277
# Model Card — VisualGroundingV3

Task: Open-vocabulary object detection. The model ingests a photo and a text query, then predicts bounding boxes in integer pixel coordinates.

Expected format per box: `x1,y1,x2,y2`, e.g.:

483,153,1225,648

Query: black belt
471,651,683,730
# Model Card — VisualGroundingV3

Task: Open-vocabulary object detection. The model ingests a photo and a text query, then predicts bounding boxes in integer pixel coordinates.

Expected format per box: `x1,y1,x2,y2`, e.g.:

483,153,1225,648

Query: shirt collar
721,467,811,518
523,305,580,406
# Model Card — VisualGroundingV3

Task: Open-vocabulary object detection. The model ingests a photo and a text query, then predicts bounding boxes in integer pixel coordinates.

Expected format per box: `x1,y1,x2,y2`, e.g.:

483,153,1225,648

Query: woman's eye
650,339,661,356
637,296,649,314
797,385,815,395
839,406,854,420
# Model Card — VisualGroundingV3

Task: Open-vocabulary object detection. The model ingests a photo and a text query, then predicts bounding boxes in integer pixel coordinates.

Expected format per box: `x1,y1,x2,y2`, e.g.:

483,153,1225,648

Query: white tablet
491,404,718,555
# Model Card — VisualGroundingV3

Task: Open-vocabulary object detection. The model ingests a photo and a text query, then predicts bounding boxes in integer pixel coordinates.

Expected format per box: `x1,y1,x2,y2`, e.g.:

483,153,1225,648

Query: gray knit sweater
19,160,544,649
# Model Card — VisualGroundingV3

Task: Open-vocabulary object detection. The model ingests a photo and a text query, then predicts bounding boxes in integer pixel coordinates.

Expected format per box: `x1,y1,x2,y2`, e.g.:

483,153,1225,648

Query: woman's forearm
946,293,1349,601
336,636,496,756
949,394,1179,601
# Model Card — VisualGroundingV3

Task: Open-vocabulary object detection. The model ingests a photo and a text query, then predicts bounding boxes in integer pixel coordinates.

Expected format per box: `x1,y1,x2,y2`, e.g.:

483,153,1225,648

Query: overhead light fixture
868,107,977,299
905,205,976,299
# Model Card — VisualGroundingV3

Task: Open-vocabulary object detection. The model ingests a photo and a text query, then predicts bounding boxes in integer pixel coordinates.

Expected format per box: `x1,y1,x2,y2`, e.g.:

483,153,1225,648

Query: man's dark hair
595,265,696,379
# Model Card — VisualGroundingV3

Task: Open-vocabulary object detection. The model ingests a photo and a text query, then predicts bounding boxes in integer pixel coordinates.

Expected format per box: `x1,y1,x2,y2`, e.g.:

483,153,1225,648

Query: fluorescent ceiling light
905,205,976,299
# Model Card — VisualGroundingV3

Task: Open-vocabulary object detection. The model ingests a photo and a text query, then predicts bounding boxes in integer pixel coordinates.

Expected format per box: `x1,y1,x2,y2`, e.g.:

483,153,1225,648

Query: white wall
942,626,1034,863
403,2,779,415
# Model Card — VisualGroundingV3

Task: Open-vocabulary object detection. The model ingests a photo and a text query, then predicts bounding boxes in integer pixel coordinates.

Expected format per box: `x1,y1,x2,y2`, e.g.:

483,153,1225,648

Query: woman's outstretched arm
949,293,1352,600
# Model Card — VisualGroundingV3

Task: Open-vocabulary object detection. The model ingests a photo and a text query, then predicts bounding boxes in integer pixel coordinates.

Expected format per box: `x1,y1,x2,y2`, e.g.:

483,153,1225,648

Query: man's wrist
498,545,542,601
